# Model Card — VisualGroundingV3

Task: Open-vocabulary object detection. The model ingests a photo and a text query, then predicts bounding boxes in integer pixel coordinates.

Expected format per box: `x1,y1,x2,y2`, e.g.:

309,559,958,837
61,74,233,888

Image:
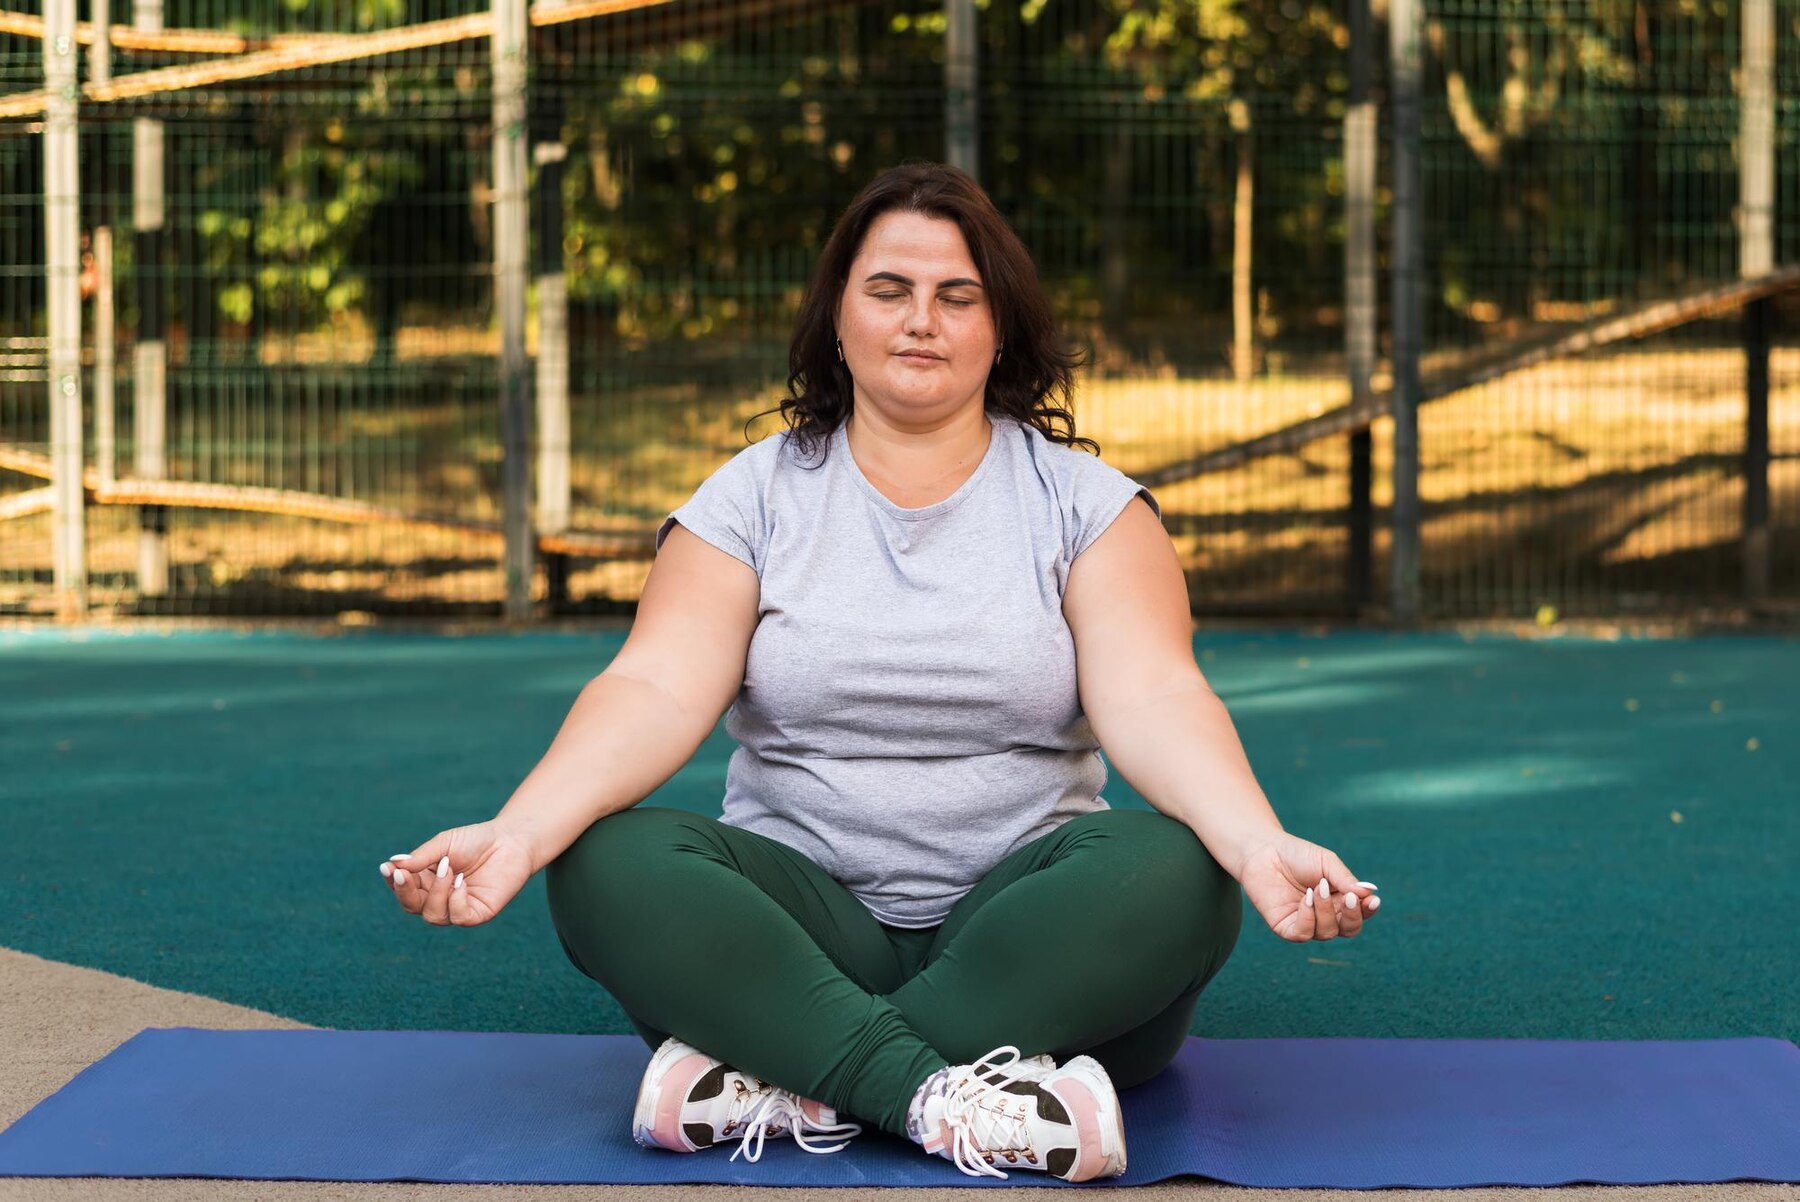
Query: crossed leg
545,806,1241,1136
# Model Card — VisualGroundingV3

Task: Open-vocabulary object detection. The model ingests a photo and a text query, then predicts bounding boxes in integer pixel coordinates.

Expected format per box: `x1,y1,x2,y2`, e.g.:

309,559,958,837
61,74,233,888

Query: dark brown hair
759,161,1096,459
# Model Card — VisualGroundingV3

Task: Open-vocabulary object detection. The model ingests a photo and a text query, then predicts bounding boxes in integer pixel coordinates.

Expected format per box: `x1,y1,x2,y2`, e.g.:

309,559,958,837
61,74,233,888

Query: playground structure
0,0,1791,622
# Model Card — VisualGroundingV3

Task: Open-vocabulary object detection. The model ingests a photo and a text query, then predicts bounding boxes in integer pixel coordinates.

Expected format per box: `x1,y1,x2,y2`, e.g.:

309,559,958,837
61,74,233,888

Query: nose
903,294,938,337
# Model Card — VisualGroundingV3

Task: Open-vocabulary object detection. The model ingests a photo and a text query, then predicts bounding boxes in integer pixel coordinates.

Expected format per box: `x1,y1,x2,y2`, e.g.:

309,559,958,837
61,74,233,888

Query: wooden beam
1,442,653,557
1138,265,1800,489
0,10,348,54
0,487,53,521
0,0,675,118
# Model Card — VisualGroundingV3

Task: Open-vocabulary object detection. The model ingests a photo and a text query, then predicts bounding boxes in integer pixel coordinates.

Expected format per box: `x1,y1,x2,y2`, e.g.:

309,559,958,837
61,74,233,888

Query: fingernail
437,856,450,879
1367,896,1380,912
453,872,465,890
1345,892,1358,911
394,868,407,886
1319,878,1330,900
379,862,393,878
1304,887,1314,907
1356,881,1378,891
389,855,410,862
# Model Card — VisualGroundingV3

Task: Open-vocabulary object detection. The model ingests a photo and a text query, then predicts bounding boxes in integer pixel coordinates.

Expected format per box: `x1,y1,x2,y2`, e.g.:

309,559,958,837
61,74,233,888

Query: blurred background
1,0,1795,624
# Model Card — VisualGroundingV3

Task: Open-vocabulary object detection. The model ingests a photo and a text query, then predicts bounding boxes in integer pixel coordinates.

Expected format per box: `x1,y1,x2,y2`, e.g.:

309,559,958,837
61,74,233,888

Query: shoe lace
726,1084,864,1164
940,1046,1039,1180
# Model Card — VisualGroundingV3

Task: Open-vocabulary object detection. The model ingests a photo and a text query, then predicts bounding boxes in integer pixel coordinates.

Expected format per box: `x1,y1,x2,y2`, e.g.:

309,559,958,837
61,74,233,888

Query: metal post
1741,0,1773,606
92,0,116,492
45,0,86,621
133,0,168,597
534,136,571,611
944,0,978,179
1345,0,1375,611
1388,0,1423,625
493,0,534,621
1230,98,1255,382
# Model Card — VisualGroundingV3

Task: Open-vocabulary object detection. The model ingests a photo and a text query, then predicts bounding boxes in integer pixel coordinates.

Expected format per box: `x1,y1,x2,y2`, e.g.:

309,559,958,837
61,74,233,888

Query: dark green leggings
545,806,1241,1138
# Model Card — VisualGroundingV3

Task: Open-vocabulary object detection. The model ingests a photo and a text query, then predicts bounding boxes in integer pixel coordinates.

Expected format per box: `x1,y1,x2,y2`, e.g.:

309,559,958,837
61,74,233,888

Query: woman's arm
1066,497,1380,942
493,524,760,872
1061,497,1284,880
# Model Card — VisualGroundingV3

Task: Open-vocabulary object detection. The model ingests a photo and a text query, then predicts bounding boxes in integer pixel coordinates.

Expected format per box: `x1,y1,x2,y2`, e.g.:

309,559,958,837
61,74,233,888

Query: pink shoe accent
921,1118,953,1156
1046,1077,1108,1182
797,1097,833,1127
651,1052,714,1151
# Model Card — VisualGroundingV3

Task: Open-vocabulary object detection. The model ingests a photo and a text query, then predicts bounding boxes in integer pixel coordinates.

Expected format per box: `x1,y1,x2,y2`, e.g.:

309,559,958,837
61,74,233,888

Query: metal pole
1388,0,1423,625
944,0,978,179
92,0,116,492
493,0,534,621
1345,0,1375,611
133,0,168,597
534,137,571,611
45,0,87,621
1741,0,1773,606
1230,98,1254,382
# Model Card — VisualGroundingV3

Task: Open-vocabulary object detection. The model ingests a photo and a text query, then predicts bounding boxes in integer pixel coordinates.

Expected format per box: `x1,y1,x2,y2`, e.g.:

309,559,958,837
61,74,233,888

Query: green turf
2,626,1794,1043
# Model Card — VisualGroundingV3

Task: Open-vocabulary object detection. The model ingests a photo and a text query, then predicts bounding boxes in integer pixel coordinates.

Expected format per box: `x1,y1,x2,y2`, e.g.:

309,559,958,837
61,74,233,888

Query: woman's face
835,210,997,426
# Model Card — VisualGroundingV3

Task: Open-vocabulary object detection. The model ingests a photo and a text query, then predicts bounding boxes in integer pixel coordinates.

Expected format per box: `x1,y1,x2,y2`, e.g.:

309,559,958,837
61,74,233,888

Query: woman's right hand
380,820,535,927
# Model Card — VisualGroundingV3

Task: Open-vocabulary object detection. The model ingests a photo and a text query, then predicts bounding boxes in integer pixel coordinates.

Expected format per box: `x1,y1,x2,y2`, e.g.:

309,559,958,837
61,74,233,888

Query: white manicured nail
1367,896,1381,912
394,869,407,886
389,854,410,862
1345,892,1358,911
1356,881,1378,891
1304,887,1314,907
437,856,450,879
454,872,464,890
379,862,393,878
1319,878,1330,900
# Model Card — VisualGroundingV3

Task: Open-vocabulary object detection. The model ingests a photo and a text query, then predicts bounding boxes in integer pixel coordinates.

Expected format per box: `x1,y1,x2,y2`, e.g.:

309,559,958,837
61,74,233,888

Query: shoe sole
1058,1055,1128,1179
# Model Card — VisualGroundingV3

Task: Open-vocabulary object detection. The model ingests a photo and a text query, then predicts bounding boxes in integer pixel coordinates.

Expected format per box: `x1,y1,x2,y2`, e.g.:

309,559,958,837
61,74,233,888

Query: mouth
895,351,943,361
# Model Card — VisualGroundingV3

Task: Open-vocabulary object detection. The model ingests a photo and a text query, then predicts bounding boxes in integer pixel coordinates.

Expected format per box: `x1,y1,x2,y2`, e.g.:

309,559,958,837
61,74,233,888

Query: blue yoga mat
2,1029,1797,1188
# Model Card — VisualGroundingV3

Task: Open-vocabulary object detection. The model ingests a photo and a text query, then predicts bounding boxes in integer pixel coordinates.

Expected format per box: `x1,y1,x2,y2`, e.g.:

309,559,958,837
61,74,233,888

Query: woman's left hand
1235,832,1380,942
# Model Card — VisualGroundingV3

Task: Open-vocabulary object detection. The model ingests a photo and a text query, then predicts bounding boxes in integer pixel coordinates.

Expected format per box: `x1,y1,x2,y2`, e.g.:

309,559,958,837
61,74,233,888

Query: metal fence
1,0,1793,622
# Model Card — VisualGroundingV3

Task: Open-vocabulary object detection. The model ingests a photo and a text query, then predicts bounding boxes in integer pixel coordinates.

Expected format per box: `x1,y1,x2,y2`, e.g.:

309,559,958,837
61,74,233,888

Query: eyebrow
863,271,985,290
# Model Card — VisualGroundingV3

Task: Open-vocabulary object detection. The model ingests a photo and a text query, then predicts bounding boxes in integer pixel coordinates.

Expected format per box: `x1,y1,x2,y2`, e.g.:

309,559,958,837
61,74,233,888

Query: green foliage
140,0,1770,349
196,122,422,332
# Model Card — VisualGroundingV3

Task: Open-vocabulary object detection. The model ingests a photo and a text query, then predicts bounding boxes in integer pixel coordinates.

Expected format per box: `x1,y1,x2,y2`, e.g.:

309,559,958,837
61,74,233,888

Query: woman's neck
845,405,993,507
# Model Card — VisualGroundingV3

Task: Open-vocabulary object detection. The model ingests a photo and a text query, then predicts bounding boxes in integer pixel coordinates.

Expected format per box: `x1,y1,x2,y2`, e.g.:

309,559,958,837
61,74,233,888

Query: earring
995,342,1004,364
835,337,844,362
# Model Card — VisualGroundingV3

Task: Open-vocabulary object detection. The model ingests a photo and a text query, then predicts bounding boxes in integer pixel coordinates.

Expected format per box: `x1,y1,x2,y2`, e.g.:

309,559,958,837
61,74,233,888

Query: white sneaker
905,1045,1127,1181
632,1037,863,1163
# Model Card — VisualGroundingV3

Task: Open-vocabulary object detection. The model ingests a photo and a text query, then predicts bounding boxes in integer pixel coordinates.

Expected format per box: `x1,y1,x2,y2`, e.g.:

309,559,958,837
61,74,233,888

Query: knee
1086,810,1242,961
545,806,713,933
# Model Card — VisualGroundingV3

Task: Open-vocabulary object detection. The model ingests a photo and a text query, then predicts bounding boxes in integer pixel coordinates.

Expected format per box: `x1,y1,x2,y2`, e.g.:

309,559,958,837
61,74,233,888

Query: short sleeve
655,446,769,574
1068,467,1160,562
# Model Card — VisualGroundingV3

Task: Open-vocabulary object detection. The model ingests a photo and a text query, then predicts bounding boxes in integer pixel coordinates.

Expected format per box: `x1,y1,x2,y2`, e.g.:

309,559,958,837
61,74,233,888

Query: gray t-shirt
655,415,1159,927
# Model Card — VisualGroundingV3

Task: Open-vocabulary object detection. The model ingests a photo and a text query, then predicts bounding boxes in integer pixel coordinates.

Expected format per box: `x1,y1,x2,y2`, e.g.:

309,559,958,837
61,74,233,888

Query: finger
447,871,475,927
1337,886,1366,937
1322,851,1373,904
1312,877,1341,940
421,855,454,926
391,864,428,915
1284,885,1319,943
387,838,449,878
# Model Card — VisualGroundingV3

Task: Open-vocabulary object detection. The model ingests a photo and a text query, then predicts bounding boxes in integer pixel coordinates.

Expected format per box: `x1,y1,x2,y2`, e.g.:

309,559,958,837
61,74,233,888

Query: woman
380,162,1380,1183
